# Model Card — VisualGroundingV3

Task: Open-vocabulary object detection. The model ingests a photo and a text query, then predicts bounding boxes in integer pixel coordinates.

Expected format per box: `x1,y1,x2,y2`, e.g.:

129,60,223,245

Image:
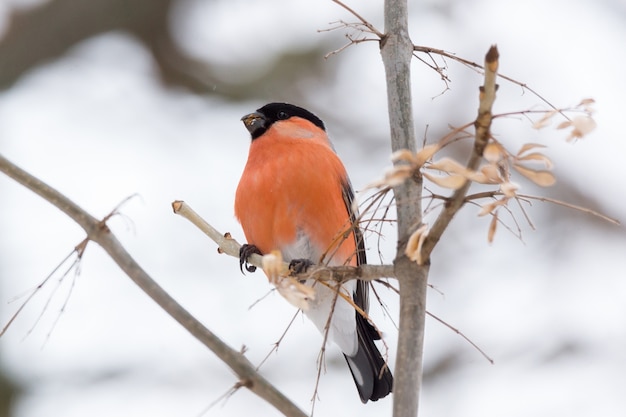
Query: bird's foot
288,258,314,275
239,244,262,273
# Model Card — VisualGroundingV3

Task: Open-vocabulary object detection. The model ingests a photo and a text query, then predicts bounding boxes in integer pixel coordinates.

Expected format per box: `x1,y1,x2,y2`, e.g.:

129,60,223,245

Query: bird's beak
241,111,266,134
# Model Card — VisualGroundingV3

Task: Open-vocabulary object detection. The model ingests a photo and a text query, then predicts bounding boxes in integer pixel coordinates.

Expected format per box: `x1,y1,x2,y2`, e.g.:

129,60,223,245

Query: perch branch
171,200,396,282
0,153,307,417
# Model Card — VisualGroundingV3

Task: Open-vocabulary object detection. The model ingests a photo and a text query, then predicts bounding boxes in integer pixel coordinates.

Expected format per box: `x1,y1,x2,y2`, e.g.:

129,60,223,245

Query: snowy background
1,0,625,416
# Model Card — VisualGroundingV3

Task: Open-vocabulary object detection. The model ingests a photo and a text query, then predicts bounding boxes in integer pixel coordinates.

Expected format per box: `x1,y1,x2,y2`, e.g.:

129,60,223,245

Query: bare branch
413,45,564,117
420,45,500,261
0,241,86,338
426,312,494,364
323,34,378,59
379,0,430,416
516,194,620,225
463,191,620,226
171,200,396,282
255,311,301,371
330,0,384,38
0,154,307,417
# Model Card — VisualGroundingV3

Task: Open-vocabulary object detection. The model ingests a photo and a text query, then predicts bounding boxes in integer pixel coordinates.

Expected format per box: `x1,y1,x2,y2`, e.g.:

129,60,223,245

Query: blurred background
1,0,625,416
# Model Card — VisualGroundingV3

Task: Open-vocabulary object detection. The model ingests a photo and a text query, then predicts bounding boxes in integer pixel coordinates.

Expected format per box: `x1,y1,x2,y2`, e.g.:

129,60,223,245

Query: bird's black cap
241,102,325,140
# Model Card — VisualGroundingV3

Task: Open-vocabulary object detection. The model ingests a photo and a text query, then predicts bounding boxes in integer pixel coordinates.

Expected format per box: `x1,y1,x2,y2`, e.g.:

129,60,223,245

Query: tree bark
380,1,429,416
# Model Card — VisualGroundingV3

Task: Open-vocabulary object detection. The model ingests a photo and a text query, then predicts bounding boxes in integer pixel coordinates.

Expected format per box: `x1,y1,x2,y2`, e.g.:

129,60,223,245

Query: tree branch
171,200,396,283
413,44,563,116
330,0,384,38
0,154,307,417
380,1,430,416
420,45,499,261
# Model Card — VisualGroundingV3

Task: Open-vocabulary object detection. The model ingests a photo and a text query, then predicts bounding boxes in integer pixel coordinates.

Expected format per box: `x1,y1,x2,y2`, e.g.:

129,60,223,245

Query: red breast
235,112,357,266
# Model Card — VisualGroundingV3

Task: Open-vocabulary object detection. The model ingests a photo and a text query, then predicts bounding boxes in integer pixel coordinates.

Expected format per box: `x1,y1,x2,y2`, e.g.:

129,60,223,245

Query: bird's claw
239,244,262,274
288,258,314,275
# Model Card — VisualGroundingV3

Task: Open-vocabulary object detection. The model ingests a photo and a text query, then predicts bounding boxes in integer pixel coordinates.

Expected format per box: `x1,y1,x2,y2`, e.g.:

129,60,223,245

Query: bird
234,102,393,403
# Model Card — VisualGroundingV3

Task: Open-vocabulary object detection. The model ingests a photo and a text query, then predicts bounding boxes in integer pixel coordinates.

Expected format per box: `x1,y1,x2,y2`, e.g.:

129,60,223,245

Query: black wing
340,180,393,403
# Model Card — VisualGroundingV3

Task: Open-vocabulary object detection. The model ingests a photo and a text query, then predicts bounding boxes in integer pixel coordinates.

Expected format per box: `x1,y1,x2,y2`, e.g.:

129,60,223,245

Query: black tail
341,182,392,401
344,308,393,403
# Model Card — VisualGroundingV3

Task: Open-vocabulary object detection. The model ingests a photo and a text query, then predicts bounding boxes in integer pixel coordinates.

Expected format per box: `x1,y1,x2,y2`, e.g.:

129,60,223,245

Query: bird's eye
277,111,289,120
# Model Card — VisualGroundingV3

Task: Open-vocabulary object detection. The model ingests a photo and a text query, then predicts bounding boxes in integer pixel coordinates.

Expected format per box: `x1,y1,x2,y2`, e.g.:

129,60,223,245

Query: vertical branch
420,46,499,260
380,1,429,416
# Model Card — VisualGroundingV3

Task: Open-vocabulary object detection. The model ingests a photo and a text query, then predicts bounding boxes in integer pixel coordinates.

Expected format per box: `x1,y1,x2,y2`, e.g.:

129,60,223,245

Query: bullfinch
234,102,393,403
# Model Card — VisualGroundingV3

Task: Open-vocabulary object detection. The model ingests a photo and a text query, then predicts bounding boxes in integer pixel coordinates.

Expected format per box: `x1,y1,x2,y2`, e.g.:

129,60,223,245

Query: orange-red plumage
235,116,356,267
234,103,392,403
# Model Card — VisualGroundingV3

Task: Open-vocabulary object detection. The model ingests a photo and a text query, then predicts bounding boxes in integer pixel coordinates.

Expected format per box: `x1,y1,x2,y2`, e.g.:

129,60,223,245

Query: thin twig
464,191,620,225
1,244,83,338
413,45,564,117
426,311,494,364
37,247,83,345
255,311,301,371
310,281,340,415
329,0,384,38
517,194,620,225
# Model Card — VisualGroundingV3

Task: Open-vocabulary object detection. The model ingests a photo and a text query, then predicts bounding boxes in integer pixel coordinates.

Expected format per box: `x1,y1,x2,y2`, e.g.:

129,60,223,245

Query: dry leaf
559,115,597,141
578,98,595,106
405,224,429,265
556,120,572,130
366,165,413,189
261,250,315,310
423,172,467,189
578,98,595,108
567,116,597,141
275,278,316,311
500,181,519,197
262,250,285,284
429,157,469,175
578,98,596,113
478,198,508,216
413,144,440,167
469,164,504,184
391,149,417,165
516,152,553,169
466,171,489,184
488,211,498,243
428,157,504,186
483,142,504,163
513,164,556,186
517,143,547,155
532,110,559,129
